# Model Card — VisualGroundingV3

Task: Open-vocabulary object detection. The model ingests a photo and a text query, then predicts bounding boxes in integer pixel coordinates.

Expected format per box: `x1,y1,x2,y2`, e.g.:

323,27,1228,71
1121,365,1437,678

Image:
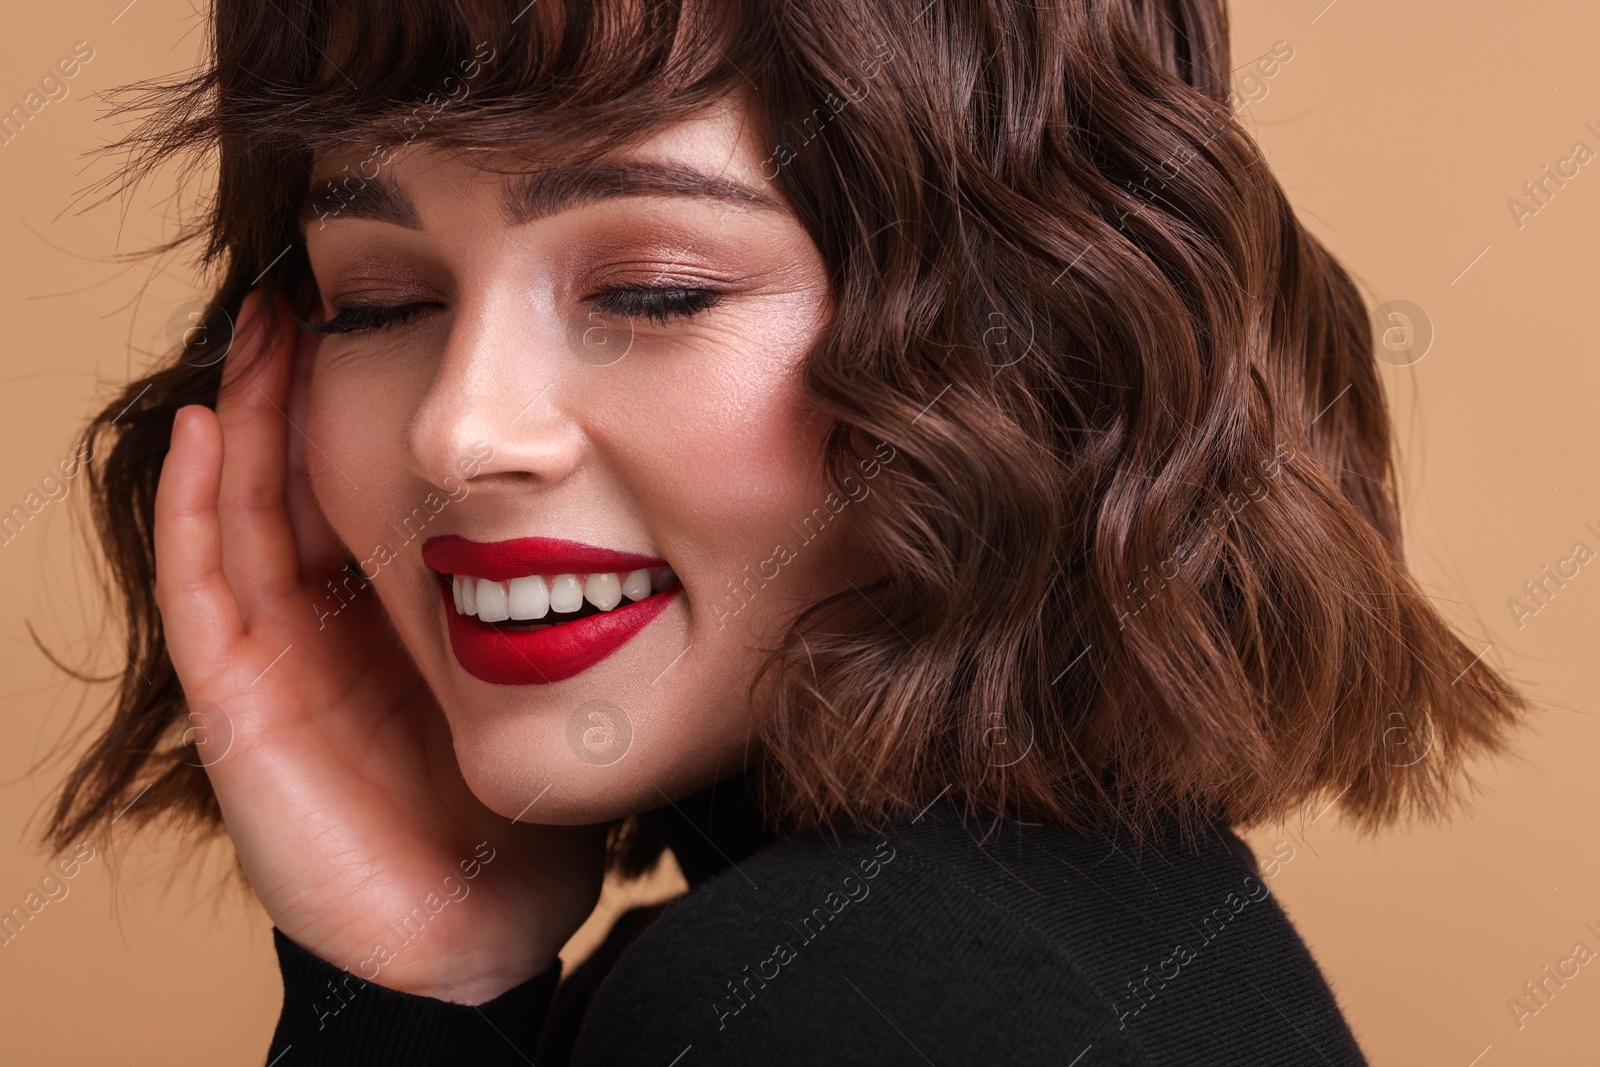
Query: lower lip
437,576,682,685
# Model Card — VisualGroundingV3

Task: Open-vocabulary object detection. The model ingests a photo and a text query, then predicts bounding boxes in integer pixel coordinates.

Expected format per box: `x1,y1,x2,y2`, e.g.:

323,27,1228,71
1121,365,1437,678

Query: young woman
46,0,1523,1063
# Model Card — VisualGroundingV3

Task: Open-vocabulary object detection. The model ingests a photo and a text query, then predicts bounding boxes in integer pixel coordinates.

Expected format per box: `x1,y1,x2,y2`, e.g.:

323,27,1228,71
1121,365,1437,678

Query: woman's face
301,95,874,824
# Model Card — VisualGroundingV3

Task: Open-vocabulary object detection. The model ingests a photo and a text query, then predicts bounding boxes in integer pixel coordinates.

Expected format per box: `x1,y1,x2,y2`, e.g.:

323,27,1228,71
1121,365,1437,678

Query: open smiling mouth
421,535,683,686
445,566,679,630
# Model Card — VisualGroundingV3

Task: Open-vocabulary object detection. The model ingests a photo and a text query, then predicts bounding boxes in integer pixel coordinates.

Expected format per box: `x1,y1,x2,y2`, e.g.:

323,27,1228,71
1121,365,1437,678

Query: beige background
2,1,1595,1062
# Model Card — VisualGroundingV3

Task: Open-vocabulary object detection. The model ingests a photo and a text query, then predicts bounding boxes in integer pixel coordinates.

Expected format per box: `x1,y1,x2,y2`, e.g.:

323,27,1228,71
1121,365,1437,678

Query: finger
215,290,303,619
283,320,345,576
154,404,245,686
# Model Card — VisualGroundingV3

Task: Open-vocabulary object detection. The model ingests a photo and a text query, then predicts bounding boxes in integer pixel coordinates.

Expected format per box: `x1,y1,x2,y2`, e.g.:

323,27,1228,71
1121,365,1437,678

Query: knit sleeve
264,926,560,1066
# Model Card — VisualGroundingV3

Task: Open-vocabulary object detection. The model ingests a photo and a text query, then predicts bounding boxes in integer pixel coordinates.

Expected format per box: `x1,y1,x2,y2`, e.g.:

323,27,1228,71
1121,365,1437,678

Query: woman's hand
153,290,605,1004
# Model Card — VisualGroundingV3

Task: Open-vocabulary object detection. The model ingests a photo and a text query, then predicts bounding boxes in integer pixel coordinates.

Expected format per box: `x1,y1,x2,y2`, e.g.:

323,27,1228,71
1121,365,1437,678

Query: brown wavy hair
45,0,1524,867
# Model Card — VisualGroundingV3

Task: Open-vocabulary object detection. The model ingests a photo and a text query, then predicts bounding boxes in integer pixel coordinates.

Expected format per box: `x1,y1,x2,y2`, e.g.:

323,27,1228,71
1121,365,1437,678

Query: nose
405,288,586,495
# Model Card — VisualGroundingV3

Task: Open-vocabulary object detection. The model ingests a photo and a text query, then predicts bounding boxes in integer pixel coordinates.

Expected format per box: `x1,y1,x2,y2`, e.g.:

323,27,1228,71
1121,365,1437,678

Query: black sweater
264,783,1368,1065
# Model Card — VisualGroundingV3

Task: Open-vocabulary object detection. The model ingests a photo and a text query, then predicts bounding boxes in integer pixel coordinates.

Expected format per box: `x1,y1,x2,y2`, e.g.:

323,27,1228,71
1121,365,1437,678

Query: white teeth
585,571,623,610
475,578,510,623
548,573,584,613
621,568,653,601
450,567,674,620
508,575,549,619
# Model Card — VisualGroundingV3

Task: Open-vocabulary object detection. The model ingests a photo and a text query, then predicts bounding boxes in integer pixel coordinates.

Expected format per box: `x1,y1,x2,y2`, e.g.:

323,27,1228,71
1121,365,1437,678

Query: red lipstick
422,535,667,582
422,535,681,686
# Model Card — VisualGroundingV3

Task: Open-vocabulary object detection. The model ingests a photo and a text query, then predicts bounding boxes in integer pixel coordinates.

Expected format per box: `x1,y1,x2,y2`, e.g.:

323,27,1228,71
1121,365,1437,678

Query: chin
447,714,736,827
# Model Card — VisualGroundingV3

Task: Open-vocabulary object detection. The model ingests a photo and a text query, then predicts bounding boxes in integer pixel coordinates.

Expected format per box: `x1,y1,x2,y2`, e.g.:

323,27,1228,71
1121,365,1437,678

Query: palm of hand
154,291,603,1004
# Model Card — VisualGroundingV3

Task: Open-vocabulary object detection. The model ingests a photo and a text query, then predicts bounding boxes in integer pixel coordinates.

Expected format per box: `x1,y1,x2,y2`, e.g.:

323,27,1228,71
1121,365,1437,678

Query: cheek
601,331,838,588
679,370,825,511
304,355,423,545
594,324,860,668
600,307,834,540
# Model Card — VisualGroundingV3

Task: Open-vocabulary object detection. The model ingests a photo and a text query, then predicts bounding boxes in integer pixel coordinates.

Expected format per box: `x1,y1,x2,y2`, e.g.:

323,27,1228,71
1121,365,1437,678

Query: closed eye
297,285,723,337
298,301,436,335
587,285,722,326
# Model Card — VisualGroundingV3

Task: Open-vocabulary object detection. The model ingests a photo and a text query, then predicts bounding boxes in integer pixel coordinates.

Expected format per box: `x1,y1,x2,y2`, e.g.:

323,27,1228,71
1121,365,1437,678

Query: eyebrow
298,159,784,232
301,173,422,230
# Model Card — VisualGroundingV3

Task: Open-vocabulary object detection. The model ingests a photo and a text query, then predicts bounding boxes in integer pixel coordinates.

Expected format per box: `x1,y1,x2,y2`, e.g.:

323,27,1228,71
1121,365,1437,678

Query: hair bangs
100,0,769,279
269,0,764,155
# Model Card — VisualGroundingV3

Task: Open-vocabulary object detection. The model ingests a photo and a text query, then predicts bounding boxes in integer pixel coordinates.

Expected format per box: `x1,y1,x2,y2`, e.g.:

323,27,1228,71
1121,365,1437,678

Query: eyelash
300,302,429,335
591,285,723,327
300,285,724,336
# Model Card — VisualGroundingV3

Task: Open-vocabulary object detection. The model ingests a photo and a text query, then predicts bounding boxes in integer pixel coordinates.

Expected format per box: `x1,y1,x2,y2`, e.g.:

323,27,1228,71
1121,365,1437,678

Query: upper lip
421,534,668,582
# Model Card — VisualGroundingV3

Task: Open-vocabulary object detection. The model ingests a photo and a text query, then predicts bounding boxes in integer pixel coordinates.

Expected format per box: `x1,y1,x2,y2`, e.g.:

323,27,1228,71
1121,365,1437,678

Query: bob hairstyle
47,0,1524,870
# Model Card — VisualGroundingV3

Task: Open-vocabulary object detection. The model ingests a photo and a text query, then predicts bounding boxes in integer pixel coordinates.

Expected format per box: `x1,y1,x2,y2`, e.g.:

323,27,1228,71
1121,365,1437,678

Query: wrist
271,926,561,1005
270,927,562,1064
